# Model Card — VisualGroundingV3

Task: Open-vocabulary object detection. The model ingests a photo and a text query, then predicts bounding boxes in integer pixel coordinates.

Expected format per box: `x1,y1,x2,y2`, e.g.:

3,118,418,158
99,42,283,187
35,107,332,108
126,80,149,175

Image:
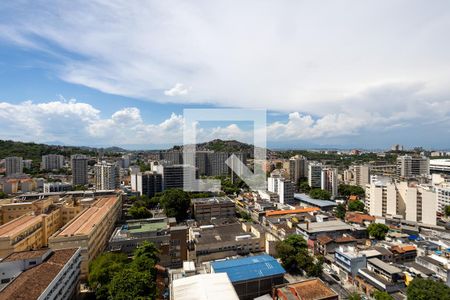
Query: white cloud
164,83,190,96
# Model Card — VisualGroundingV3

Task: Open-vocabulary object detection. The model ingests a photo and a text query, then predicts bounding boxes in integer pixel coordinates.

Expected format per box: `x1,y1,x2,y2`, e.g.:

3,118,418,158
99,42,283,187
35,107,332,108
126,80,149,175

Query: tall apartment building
436,184,450,214
41,154,64,170
289,155,307,184
155,164,196,190
135,171,163,197
268,175,295,204
94,161,120,190
366,180,437,225
308,163,322,188
353,165,370,187
49,194,122,278
429,159,450,175
5,156,23,176
396,155,430,178
321,168,338,199
71,154,88,186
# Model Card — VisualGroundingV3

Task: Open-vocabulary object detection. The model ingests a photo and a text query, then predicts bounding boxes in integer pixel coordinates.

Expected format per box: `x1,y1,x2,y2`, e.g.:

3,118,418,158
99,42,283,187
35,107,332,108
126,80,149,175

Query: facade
41,154,64,170
334,246,367,277
356,258,405,294
135,171,163,198
353,165,370,187
156,164,196,190
268,175,295,204
289,155,307,184
321,168,338,199
94,161,120,190
71,154,88,186
5,156,23,176
211,254,285,300
366,180,437,225
191,196,235,221
0,248,81,300
308,163,322,188
396,155,430,178
48,194,122,278
109,217,187,268
429,159,450,175
43,182,72,193
436,184,450,213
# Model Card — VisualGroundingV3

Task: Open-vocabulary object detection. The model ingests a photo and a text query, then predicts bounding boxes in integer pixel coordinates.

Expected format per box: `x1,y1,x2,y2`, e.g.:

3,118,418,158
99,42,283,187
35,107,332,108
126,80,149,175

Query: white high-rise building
289,155,307,184
94,161,120,190
71,154,88,186
5,156,23,176
308,163,322,188
436,184,450,214
321,168,338,199
268,174,294,204
353,165,370,187
41,154,65,170
366,179,437,226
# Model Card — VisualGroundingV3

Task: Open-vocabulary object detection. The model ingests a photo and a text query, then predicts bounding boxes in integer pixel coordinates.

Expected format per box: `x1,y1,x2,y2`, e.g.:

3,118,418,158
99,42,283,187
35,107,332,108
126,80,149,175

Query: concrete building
366,180,437,226
71,154,88,186
308,163,322,188
5,156,23,176
108,217,187,268
211,254,285,300
430,159,450,175
273,278,338,300
436,184,450,214
156,164,196,190
353,165,370,187
296,220,354,243
171,273,239,300
416,255,450,286
43,182,72,193
94,161,120,190
188,221,265,264
41,154,64,171
334,245,367,278
191,196,235,221
268,175,295,204
0,248,81,300
134,171,163,198
48,194,122,278
289,155,307,184
397,155,430,178
321,168,338,199
22,159,32,169
356,258,405,294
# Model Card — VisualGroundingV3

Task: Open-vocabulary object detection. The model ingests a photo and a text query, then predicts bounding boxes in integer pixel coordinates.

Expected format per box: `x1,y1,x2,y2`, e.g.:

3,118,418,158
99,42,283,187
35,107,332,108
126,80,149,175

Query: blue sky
1,1,450,150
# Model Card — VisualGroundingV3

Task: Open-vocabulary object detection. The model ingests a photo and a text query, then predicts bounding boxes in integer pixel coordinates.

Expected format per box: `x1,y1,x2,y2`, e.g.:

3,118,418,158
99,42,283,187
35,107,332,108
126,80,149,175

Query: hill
171,139,272,156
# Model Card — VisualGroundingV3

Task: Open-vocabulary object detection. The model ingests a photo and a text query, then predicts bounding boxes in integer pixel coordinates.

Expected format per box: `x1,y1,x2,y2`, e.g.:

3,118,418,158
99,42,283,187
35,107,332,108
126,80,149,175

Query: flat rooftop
0,215,41,238
172,273,239,300
191,196,233,205
2,249,51,262
0,248,78,300
297,220,353,234
56,196,118,237
294,193,338,208
368,258,402,274
195,223,257,244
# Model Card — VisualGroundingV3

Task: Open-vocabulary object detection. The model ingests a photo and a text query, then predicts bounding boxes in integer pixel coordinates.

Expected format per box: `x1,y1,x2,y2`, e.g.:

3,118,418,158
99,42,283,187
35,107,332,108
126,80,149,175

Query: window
29,261,36,266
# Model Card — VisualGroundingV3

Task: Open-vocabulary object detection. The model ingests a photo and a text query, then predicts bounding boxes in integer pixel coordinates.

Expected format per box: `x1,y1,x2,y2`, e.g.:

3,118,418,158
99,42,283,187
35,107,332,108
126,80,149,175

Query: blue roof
211,254,285,282
294,193,337,207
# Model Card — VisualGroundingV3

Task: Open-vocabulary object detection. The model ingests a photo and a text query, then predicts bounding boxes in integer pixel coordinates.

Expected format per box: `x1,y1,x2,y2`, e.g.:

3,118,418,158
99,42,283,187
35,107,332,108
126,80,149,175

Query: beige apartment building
48,194,122,278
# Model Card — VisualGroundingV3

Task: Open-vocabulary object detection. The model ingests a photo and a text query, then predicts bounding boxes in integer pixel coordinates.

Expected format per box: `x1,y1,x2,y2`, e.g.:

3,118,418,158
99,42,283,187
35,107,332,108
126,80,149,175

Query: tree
276,235,321,276
347,292,361,300
445,205,450,217
88,252,129,299
367,223,390,240
373,290,394,300
128,206,152,219
407,278,450,300
160,189,191,221
335,204,347,219
306,255,324,277
338,184,365,198
309,188,331,200
300,182,311,193
0,191,7,199
348,200,365,212
109,268,154,300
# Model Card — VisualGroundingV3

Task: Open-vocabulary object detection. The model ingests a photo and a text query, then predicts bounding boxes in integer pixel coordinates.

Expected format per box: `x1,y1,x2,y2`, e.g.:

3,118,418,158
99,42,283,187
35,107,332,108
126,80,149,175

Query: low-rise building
211,254,285,300
334,245,367,278
273,278,338,300
171,273,239,300
356,258,405,294
191,196,235,221
390,244,417,263
315,235,357,255
296,220,354,247
0,248,81,300
416,255,450,286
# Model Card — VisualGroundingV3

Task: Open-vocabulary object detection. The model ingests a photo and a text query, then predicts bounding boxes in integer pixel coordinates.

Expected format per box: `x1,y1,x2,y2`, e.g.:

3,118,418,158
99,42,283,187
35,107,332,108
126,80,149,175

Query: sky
0,1,450,150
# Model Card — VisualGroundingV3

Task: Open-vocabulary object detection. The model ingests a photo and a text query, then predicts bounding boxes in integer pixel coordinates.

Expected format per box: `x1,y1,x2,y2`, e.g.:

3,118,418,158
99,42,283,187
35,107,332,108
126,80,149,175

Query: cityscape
1,2,450,300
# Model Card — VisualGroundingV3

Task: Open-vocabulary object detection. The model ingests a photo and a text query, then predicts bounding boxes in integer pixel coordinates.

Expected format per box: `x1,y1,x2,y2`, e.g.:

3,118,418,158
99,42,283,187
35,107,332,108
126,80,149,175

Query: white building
353,165,370,187
41,154,65,170
71,154,88,186
366,179,437,226
268,175,295,204
430,159,450,176
436,184,450,214
321,168,338,199
396,155,430,178
43,182,73,193
5,156,23,176
289,155,307,184
308,163,322,188
94,161,120,190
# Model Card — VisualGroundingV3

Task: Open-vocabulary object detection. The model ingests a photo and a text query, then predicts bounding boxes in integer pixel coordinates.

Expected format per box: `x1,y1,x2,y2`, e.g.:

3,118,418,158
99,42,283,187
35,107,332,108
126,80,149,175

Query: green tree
445,205,450,217
406,278,450,300
300,182,311,193
306,255,324,277
335,203,347,219
88,252,129,299
338,184,365,198
276,235,321,276
309,188,331,200
109,268,154,300
348,200,365,212
0,191,7,199
128,206,152,219
160,189,191,221
373,290,394,300
347,292,361,300
367,223,390,240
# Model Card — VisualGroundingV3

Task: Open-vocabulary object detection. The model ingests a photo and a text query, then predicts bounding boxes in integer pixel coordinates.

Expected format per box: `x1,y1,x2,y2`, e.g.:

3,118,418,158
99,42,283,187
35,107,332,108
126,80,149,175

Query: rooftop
191,196,233,205
0,248,78,300
368,258,402,274
195,223,257,244
172,273,239,300
266,207,319,217
2,249,51,262
297,220,353,234
211,254,285,282
277,278,338,300
55,196,118,237
0,215,41,238
294,193,338,208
